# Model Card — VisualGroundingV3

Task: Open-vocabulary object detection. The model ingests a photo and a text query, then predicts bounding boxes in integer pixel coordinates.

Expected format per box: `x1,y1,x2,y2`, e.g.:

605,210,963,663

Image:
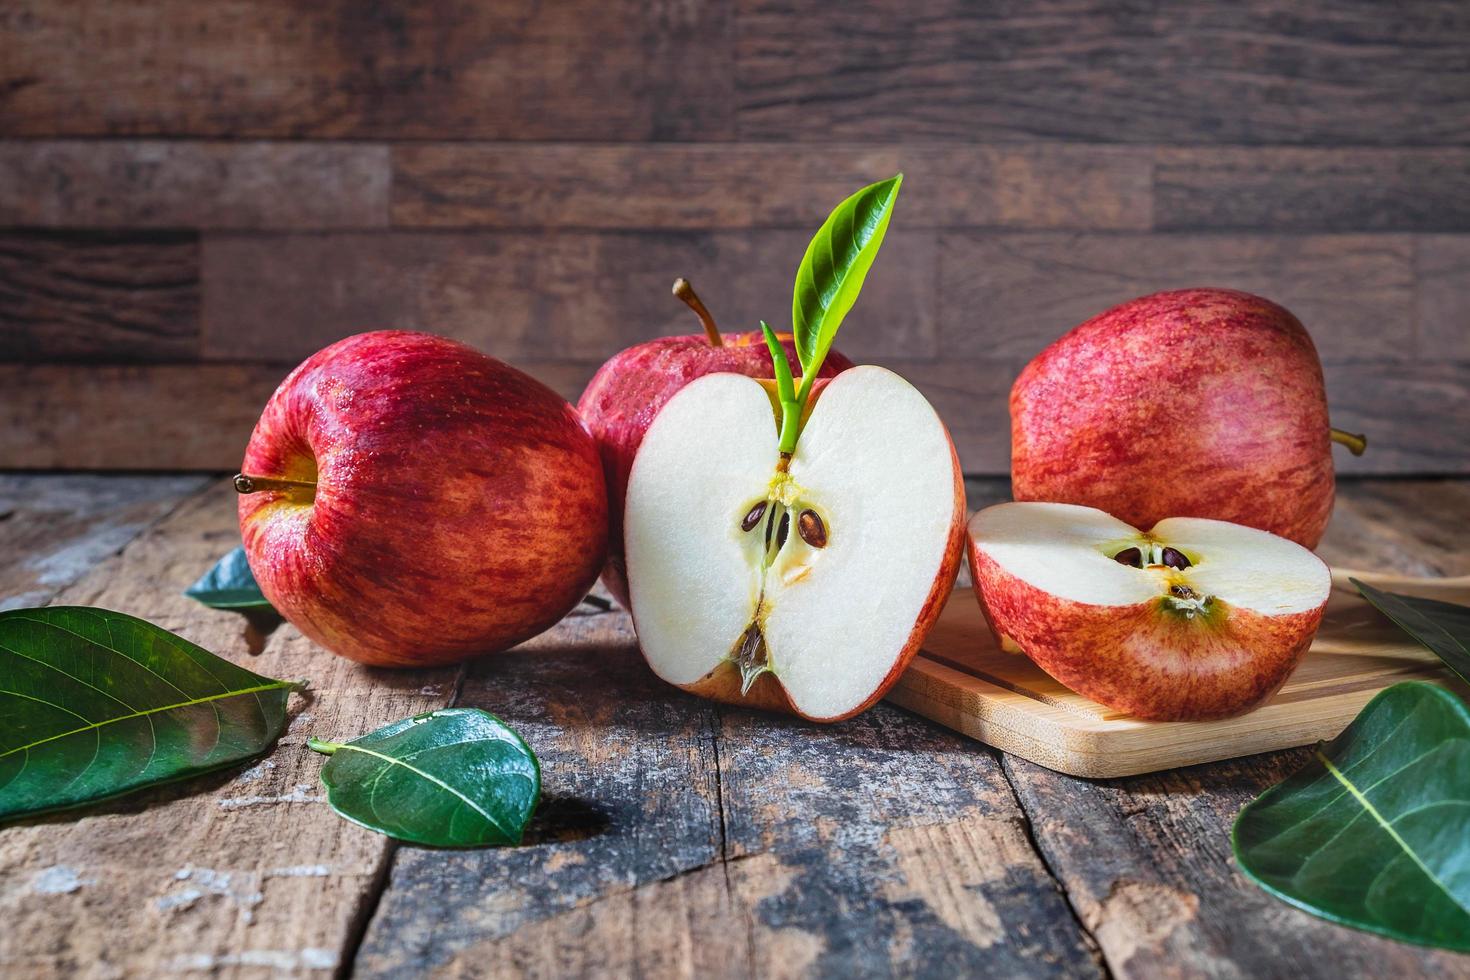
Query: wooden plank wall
2,0,1469,474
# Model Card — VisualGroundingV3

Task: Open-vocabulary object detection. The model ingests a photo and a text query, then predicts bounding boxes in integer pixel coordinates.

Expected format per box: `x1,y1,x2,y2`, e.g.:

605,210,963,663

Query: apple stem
234,474,317,495
306,736,341,755
672,278,722,347
1330,428,1368,456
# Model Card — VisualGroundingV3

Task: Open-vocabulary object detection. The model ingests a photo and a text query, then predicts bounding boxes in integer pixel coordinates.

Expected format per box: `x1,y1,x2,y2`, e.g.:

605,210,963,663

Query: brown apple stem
1330,428,1368,456
234,474,317,495
672,278,723,347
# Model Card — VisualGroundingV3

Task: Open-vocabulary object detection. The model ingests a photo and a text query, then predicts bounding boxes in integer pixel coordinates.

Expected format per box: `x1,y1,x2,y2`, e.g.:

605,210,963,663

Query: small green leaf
186,547,273,611
309,708,539,847
1353,578,1470,686
1233,682,1470,951
791,173,902,400
760,320,801,454
0,606,296,821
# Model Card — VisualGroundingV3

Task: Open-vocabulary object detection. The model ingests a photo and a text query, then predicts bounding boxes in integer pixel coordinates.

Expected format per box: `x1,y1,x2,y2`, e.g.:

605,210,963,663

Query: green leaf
1233,681,1470,951
185,546,273,611
791,173,902,399
1353,578,1470,686
760,319,801,455
0,606,296,821
308,708,540,847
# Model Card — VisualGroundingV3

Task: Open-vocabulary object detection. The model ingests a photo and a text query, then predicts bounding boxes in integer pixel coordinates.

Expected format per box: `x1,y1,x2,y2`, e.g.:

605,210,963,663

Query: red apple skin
967,537,1329,721
1011,288,1336,548
678,422,968,723
578,332,853,607
238,331,607,668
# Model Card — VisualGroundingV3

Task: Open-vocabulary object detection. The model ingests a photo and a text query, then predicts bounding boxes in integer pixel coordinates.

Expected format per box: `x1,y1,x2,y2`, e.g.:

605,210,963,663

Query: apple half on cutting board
968,502,1332,721
624,365,965,721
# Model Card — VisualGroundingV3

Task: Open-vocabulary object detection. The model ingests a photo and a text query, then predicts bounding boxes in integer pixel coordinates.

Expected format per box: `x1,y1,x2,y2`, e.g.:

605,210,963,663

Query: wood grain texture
200,230,937,363
1155,148,1470,231
0,142,389,230
0,0,731,140
939,232,1416,361
1417,235,1470,361
0,474,209,611
356,627,1103,977
392,143,1152,230
0,232,199,361
0,479,462,978
734,0,1470,144
0,361,597,471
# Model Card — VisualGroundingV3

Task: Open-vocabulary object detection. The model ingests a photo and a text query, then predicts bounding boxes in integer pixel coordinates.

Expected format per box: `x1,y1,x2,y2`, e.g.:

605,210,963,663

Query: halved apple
968,502,1332,721
625,365,965,722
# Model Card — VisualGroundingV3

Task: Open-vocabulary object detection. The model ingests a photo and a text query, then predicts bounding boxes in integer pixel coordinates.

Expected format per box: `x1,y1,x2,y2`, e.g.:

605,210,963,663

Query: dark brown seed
1160,547,1192,570
741,500,767,532
1113,546,1143,567
797,509,827,548
1170,584,1198,599
776,512,790,550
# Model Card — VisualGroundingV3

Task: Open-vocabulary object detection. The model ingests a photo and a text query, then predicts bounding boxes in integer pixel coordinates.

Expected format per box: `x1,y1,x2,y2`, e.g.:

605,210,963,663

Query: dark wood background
3,0,1469,474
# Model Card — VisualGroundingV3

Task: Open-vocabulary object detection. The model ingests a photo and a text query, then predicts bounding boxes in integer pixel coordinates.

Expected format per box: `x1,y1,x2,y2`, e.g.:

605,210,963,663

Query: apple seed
797,509,827,549
776,512,791,550
741,500,768,532
1170,584,1198,600
1113,546,1143,568
1160,547,1192,570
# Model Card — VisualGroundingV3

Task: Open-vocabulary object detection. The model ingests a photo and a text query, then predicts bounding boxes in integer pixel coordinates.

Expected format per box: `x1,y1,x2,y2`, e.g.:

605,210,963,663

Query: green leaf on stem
1233,681,1470,950
791,173,902,404
185,546,273,611
1352,578,1470,685
308,708,540,847
760,319,801,455
0,606,297,821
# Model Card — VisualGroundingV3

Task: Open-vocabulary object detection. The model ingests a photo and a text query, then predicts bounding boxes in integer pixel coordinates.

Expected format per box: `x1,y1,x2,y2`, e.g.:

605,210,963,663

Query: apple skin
1011,288,1337,548
578,331,853,607
238,330,607,668
967,535,1329,721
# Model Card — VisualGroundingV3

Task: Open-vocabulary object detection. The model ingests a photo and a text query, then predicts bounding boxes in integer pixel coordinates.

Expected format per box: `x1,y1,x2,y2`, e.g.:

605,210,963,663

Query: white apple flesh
625,365,966,722
968,502,1332,721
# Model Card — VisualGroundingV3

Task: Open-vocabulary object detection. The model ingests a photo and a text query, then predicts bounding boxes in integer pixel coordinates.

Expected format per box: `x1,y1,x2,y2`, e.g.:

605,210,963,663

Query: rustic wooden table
2,474,1469,978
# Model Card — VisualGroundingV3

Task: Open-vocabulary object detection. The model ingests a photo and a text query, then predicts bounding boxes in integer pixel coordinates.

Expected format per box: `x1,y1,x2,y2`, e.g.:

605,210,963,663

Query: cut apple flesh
968,502,1332,721
625,366,963,721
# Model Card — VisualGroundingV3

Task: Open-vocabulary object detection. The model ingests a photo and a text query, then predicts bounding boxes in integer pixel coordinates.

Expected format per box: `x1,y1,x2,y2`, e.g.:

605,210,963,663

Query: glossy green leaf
185,546,273,611
308,708,539,847
791,173,902,401
0,606,296,821
1353,579,1470,685
760,319,801,454
1233,682,1470,951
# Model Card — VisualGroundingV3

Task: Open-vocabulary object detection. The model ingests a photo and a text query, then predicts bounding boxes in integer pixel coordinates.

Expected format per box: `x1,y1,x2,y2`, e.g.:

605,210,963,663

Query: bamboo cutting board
887,568,1469,778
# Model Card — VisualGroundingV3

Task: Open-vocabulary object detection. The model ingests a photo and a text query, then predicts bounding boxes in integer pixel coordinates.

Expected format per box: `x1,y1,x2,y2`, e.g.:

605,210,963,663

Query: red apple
237,330,607,667
624,367,965,721
1010,288,1365,549
968,501,1332,721
577,280,852,606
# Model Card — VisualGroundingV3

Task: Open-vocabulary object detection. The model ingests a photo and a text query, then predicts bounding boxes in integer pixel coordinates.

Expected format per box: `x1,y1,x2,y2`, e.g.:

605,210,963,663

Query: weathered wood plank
0,361,596,470
355,613,1104,977
993,479,1470,977
0,142,389,230
1322,362,1470,476
200,230,937,363
392,143,1152,230
0,1,731,140
0,474,210,611
938,232,1416,361
1417,235,1470,361
0,232,199,361
0,479,459,977
1155,148,1470,232
735,0,1470,145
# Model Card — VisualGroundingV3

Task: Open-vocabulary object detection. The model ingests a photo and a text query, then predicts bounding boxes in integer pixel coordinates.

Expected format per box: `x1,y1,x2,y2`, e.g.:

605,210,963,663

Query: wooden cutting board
886,568,1470,778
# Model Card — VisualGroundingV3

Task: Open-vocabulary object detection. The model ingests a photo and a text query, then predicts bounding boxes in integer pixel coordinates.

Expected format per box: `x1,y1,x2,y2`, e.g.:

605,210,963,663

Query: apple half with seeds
968,502,1332,721
622,174,966,721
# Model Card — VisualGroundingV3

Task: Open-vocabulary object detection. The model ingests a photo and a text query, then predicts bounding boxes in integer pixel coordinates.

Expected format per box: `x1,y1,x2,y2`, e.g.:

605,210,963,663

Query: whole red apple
577,281,853,606
238,330,607,667
1010,288,1365,549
